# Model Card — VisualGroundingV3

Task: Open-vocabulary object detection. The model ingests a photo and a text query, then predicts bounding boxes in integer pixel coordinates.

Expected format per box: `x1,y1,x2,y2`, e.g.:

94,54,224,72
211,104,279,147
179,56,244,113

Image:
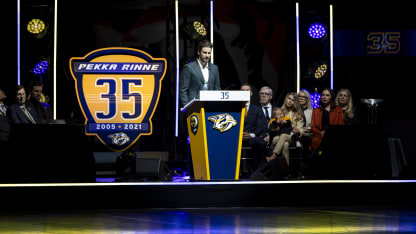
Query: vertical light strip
210,0,214,64
329,4,334,90
53,0,58,119
17,0,21,85
295,2,300,93
175,0,180,137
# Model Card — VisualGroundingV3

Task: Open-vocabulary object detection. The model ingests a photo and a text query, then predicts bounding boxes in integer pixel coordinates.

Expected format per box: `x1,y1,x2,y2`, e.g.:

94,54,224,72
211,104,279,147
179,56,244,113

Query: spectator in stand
298,89,313,151
281,92,305,137
26,81,52,123
7,85,40,124
310,88,344,151
0,87,8,117
259,86,274,122
266,92,305,166
267,107,293,165
298,89,313,133
0,87,10,143
258,86,274,145
240,83,268,176
336,88,360,126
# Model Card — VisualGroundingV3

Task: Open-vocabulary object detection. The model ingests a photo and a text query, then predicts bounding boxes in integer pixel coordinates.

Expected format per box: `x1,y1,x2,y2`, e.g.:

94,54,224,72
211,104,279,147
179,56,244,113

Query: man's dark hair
29,81,43,91
16,85,25,94
241,83,253,91
197,40,213,52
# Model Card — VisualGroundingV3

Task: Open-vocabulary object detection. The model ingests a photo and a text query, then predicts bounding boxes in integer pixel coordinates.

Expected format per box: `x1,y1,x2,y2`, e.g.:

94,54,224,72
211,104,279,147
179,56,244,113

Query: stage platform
1,124,415,211
1,179,415,211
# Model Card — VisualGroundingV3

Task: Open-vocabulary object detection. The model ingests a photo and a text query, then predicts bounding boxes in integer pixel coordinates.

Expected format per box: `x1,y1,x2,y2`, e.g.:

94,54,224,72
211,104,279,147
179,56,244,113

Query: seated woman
281,92,305,137
297,89,314,169
298,89,313,134
267,108,293,164
336,88,360,125
310,88,344,151
279,92,305,159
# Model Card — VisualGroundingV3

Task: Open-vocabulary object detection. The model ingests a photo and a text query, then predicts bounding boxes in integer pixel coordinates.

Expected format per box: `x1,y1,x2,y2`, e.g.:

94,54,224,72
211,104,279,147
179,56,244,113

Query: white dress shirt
0,104,6,116
197,59,209,89
262,103,272,120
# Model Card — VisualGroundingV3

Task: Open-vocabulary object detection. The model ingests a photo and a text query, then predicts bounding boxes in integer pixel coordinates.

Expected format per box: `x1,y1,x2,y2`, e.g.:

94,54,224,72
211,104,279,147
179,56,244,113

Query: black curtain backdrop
6,0,415,163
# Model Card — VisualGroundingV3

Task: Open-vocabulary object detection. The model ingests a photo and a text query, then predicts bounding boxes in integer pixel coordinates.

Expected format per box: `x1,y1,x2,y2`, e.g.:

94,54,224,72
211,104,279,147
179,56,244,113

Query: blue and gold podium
182,91,250,180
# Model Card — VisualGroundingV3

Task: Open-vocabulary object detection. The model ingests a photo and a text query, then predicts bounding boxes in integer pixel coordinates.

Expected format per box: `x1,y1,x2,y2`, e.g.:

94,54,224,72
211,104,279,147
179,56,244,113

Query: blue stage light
33,60,49,76
310,91,321,108
308,23,326,39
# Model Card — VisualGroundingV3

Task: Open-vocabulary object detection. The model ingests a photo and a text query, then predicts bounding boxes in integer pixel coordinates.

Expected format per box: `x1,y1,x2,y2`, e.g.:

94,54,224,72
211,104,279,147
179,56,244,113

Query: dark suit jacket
179,60,221,107
244,103,268,138
6,104,40,124
26,99,53,123
0,114,10,142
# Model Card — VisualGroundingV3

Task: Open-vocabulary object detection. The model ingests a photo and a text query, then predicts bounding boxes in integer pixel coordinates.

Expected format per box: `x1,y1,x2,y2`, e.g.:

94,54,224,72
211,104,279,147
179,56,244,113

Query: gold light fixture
314,63,328,79
27,18,46,34
183,21,207,41
193,21,206,37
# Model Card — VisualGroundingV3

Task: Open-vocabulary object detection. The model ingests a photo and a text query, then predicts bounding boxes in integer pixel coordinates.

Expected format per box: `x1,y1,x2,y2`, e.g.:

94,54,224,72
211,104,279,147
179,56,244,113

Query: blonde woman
281,92,305,136
297,89,313,155
267,107,293,164
272,92,305,164
298,89,313,133
336,89,360,125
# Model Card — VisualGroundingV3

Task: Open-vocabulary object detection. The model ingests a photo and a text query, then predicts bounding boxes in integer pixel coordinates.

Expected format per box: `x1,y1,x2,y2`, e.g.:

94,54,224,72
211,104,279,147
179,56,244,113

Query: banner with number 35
70,47,166,151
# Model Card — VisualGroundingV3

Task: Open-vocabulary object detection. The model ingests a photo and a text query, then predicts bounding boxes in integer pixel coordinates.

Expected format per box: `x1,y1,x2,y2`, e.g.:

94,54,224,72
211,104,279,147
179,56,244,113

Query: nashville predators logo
70,47,166,152
208,113,237,133
108,132,130,146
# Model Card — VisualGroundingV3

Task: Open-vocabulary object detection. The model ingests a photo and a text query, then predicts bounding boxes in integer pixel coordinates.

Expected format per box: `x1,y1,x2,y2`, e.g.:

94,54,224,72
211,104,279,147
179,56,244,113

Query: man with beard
26,81,52,123
179,40,221,179
179,40,221,107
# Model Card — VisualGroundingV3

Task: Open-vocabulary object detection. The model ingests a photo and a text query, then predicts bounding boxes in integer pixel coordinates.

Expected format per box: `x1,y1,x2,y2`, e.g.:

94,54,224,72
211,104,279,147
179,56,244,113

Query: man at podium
179,40,221,107
179,40,221,179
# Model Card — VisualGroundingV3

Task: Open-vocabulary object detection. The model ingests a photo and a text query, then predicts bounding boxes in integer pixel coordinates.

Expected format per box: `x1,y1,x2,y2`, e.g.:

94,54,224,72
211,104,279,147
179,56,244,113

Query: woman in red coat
310,88,344,151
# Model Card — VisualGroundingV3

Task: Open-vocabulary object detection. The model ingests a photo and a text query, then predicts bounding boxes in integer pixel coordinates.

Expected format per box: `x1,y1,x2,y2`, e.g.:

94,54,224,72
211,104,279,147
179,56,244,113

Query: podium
182,91,250,180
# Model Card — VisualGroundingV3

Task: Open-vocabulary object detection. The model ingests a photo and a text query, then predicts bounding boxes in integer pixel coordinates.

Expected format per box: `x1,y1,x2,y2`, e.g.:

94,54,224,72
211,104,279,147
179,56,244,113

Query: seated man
26,81,52,123
240,83,268,176
0,111,10,143
7,85,40,124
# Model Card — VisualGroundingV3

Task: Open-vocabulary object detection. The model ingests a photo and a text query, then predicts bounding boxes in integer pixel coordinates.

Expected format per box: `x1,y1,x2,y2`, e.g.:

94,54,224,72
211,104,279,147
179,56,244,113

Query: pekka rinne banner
70,47,166,152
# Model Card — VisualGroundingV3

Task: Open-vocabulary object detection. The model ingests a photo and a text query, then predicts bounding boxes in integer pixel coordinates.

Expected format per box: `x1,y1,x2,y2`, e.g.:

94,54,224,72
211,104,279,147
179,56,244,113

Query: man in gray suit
179,40,221,107
179,40,221,178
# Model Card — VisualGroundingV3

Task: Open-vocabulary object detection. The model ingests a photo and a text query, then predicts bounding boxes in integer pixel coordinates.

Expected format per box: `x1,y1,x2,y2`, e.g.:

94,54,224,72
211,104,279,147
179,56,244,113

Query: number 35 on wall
367,31,401,55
